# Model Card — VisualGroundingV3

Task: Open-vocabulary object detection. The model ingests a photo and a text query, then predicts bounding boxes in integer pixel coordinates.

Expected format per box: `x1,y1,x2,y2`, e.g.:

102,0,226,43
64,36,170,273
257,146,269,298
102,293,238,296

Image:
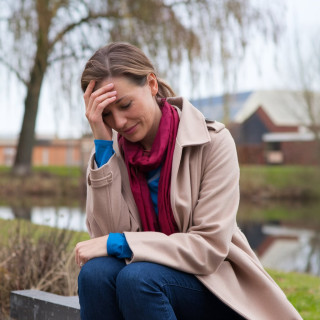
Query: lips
123,123,138,135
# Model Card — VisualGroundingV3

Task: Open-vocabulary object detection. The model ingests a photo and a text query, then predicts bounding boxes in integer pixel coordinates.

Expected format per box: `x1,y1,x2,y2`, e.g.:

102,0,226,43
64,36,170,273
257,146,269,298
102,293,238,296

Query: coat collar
167,97,211,147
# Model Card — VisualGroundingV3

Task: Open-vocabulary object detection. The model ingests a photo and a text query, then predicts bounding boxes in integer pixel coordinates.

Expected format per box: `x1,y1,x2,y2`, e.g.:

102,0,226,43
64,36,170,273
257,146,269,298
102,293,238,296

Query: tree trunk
12,62,46,176
12,0,51,176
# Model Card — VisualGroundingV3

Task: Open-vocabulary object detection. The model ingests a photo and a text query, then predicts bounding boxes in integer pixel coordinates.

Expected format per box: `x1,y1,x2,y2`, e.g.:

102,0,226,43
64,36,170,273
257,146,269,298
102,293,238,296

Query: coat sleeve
124,128,240,276
85,150,140,238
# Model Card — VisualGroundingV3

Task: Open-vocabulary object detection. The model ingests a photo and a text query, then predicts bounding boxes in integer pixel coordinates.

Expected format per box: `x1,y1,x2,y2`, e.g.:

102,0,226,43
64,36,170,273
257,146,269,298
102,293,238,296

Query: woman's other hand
84,80,116,140
75,235,108,267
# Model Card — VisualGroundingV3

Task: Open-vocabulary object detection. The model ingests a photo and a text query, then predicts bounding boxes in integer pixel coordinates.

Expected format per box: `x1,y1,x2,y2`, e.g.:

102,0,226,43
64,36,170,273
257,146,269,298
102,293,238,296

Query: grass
32,165,83,177
0,165,82,177
0,219,90,318
268,269,320,320
1,165,320,202
0,165,319,318
240,165,320,199
0,165,85,201
0,219,90,249
0,219,318,319
238,199,320,227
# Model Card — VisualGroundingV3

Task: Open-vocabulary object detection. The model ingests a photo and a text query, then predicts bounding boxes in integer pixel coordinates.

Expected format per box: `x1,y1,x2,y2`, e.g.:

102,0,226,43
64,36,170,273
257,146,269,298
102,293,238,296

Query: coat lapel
113,135,142,228
167,97,211,147
168,97,211,231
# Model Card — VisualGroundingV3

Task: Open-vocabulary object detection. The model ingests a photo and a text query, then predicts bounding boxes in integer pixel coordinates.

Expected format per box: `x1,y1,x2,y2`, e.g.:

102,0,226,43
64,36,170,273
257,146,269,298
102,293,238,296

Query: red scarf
118,99,179,235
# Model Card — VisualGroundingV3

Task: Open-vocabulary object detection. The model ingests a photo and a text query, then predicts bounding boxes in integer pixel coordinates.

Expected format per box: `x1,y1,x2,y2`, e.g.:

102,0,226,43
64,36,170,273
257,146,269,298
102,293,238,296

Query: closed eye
102,101,131,118
121,102,131,109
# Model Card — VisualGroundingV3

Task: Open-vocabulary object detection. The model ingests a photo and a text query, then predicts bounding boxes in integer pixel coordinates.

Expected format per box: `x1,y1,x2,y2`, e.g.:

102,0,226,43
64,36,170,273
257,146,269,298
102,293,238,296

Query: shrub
0,220,81,317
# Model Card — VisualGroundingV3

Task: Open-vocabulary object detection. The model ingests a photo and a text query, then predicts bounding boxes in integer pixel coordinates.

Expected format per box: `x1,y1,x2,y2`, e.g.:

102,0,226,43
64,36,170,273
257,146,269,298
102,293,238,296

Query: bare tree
0,0,283,175
283,32,320,163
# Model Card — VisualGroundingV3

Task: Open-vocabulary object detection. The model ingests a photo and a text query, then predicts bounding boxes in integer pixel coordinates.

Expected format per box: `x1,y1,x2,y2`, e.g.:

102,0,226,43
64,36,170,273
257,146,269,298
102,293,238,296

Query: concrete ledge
10,290,80,320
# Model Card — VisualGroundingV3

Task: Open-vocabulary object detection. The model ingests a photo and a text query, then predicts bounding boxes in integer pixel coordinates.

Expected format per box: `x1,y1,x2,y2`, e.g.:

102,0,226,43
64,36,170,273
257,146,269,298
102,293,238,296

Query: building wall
229,106,316,165
236,141,319,166
236,145,265,165
0,145,15,166
281,141,319,165
239,112,270,145
32,144,81,166
0,139,84,167
255,107,298,133
0,147,5,164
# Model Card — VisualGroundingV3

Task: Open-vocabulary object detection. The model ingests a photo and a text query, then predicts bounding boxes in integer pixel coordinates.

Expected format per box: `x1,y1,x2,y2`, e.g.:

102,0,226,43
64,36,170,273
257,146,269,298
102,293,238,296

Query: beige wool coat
85,97,302,320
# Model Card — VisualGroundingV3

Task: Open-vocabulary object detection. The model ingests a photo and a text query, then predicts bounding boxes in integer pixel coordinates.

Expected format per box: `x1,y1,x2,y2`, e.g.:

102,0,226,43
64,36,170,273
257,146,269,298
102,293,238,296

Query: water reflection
33,207,87,231
12,206,32,220
0,206,87,232
238,221,320,276
0,202,320,276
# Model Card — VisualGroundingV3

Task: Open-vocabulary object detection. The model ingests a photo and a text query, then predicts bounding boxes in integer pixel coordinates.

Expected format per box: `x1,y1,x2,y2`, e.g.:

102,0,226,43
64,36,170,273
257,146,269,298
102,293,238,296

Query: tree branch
49,11,119,51
166,0,193,7
47,51,89,65
0,56,28,86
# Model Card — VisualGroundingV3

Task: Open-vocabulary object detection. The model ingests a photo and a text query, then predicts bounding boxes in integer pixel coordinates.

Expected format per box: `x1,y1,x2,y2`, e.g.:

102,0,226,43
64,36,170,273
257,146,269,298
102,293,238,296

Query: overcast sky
1,0,320,138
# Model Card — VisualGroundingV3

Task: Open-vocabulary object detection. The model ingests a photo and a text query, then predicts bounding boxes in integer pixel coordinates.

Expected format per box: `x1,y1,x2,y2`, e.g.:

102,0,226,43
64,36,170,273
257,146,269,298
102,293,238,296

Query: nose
112,113,127,131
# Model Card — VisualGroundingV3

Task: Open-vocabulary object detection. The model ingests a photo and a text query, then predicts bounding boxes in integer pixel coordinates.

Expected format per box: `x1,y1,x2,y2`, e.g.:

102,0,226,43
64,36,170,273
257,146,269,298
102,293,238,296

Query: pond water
0,206,87,232
1,200,320,276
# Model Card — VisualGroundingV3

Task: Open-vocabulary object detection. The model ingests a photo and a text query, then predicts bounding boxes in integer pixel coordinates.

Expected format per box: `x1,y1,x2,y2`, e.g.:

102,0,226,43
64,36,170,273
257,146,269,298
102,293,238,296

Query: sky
233,0,320,94
1,0,320,139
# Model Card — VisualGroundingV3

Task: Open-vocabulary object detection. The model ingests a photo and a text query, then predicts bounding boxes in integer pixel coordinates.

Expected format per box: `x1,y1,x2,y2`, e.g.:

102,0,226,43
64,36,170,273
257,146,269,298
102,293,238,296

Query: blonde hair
81,42,175,98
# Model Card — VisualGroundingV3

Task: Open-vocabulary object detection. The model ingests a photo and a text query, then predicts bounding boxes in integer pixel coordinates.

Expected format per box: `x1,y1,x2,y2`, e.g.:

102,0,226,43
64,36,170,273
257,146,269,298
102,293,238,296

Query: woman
75,42,302,320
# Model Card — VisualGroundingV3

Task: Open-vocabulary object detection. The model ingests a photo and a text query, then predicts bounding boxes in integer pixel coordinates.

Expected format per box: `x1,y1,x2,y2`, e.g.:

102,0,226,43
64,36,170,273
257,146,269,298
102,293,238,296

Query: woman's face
98,75,162,150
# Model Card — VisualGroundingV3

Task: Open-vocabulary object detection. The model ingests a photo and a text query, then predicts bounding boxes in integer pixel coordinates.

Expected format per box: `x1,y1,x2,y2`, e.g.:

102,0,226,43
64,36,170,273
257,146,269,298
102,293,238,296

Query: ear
147,73,158,96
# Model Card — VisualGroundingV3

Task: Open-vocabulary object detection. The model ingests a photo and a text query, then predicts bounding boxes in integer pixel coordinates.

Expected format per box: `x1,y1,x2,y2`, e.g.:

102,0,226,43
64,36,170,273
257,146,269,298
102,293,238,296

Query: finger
94,91,117,113
75,245,80,266
89,82,114,104
75,243,84,266
78,251,85,268
74,247,78,265
87,91,117,121
88,87,113,112
86,83,115,116
83,80,96,105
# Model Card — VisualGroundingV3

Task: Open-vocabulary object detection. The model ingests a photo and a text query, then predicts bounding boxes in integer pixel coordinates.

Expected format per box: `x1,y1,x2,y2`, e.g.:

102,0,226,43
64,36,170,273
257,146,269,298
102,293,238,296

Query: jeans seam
159,291,176,320
161,282,205,293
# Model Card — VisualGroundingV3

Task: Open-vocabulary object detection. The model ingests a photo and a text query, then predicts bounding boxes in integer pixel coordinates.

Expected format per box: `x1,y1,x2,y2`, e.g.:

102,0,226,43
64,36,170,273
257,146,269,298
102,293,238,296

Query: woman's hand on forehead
84,80,117,140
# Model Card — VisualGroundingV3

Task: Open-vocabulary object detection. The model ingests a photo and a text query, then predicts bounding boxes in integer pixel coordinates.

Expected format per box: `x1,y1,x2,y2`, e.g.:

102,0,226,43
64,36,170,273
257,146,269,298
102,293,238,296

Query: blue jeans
78,256,244,320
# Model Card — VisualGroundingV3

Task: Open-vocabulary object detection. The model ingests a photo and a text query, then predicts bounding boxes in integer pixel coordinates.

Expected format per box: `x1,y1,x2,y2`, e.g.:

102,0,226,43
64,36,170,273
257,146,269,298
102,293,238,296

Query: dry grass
0,220,84,318
0,219,318,319
0,169,85,199
240,165,320,200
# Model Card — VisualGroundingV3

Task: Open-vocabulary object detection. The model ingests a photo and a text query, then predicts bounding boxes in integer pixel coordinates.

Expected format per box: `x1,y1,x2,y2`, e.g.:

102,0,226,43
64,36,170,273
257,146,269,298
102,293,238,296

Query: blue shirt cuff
94,139,115,168
107,233,132,259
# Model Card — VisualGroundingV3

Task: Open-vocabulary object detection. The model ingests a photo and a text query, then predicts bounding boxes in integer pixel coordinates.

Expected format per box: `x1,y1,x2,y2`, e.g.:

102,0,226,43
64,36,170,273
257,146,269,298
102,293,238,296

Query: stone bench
10,290,80,320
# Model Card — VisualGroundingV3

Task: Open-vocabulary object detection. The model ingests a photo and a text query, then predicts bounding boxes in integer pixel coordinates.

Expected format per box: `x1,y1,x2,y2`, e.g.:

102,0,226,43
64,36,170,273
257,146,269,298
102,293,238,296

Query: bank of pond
1,165,320,318
1,198,320,276
0,217,319,319
0,165,320,201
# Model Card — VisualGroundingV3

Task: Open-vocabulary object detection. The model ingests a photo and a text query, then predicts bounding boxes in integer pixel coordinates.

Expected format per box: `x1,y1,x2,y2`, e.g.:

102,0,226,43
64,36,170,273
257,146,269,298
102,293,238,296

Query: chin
124,134,143,144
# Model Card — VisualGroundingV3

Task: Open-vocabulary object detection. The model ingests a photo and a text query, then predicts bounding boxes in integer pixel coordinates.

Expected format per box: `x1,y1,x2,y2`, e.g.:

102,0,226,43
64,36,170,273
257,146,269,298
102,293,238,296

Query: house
2,90,318,167
192,90,320,165
230,90,319,165
0,136,94,168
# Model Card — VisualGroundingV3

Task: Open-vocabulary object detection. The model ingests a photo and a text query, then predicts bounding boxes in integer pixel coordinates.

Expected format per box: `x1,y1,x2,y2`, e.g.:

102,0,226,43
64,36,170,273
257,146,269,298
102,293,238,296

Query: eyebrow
114,95,128,105
103,95,129,113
